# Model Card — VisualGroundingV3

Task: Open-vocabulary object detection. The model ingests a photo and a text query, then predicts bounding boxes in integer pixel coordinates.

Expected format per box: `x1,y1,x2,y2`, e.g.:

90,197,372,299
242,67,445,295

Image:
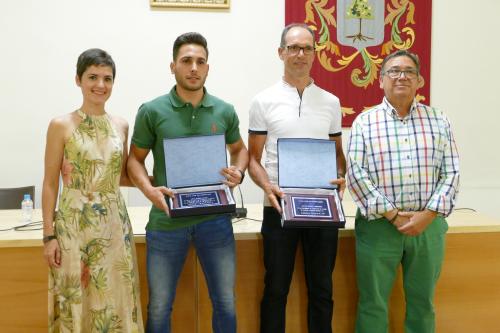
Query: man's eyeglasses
382,69,419,79
285,44,315,55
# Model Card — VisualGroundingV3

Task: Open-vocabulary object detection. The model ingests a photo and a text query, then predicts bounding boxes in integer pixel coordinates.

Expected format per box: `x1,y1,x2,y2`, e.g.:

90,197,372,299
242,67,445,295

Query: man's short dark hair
380,49,420,74
76,48,116,80
173,32,209,60
280,23,315,48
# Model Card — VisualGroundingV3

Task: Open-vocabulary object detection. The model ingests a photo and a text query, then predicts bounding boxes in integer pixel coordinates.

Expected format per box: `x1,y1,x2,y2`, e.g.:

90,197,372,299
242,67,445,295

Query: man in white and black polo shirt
248,23,346,333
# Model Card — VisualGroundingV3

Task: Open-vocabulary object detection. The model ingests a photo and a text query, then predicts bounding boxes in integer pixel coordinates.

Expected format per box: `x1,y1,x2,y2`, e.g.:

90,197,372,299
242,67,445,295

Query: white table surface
1,202,499,248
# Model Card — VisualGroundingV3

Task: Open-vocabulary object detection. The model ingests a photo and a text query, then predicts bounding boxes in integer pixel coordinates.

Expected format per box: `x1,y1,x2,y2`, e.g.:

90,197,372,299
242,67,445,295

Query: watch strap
237,169,245,184
43,235,57,244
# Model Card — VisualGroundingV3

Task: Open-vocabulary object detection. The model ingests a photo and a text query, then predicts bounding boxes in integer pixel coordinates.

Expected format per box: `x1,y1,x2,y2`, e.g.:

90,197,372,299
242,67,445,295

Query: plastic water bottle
21,194,33,223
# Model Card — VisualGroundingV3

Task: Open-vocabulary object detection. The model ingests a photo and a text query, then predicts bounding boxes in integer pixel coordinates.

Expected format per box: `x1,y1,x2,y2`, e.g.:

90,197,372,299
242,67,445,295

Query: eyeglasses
382,69,419,79
285,44,315,55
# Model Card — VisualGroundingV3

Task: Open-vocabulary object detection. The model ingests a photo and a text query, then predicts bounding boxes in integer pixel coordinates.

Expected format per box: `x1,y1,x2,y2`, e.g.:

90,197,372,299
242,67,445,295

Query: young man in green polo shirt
127,32,248,333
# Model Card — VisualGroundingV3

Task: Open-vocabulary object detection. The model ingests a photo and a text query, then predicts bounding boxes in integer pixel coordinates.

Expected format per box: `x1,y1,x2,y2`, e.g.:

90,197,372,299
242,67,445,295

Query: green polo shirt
131,86,241,231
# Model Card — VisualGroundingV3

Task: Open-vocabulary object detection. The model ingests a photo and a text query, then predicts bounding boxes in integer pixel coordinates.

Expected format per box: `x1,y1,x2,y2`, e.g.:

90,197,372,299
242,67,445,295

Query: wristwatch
43,235,57,244
237,169,245,184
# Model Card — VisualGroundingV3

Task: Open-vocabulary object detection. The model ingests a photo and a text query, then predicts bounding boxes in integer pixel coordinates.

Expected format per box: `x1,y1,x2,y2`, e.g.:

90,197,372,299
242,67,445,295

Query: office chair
0,186,35,209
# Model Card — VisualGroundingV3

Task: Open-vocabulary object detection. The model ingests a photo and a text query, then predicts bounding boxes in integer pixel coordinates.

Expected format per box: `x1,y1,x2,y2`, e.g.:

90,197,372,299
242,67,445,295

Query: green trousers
354,210,448,333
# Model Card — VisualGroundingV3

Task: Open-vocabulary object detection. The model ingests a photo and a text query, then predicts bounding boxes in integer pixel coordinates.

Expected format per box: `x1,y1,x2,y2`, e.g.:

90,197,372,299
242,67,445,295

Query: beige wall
1,0,498,218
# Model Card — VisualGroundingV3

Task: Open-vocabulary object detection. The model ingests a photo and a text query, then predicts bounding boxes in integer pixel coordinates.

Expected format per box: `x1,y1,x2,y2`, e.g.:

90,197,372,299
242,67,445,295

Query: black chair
0,186,35,209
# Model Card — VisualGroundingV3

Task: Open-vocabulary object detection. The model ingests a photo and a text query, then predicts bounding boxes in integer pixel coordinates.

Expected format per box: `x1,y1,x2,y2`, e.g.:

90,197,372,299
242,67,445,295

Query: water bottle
21,194,33,223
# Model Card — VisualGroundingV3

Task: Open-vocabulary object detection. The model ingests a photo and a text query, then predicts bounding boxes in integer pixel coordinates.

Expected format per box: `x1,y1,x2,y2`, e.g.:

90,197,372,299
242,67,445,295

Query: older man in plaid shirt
347,49,460,333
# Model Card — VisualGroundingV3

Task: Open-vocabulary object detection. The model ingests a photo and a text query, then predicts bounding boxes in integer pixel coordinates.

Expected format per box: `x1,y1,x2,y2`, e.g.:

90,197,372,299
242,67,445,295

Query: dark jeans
260,207,339,333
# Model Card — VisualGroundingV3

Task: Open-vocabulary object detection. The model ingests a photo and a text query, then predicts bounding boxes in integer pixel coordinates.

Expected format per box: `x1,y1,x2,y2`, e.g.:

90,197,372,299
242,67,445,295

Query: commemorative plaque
278,138,345,228
163,134,236,217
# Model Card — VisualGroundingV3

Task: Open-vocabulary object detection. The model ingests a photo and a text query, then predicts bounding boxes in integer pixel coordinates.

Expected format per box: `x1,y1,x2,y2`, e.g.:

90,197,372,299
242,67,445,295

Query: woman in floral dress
42,48,143,332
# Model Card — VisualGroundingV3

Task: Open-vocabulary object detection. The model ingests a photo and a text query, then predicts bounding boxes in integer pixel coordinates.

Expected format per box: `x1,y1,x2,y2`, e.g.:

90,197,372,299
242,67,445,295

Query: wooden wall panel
435,233,500,332
1,233,500,332
196,234,500,333
0,244,197,333
0,247,47,332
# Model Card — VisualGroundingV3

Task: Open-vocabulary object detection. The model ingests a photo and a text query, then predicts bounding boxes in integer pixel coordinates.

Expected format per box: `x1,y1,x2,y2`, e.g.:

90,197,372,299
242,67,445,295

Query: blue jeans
145,215,236,333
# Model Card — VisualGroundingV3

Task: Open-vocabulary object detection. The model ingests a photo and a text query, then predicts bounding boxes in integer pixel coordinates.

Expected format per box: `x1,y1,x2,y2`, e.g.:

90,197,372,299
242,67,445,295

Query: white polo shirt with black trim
249,79,342,206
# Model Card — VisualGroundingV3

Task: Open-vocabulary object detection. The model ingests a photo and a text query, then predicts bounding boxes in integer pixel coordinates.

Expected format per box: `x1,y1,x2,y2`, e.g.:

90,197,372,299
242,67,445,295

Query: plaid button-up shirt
346,98,460,220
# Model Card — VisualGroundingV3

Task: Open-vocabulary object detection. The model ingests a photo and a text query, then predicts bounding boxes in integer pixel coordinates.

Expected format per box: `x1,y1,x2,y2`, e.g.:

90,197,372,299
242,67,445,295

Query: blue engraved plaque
178,191,221,208
163,134,236,217
278,138,346,227
291,196,332,219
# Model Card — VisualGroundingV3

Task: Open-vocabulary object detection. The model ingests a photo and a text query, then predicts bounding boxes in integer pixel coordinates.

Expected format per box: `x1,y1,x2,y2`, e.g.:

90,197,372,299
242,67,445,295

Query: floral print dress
49,110,143,333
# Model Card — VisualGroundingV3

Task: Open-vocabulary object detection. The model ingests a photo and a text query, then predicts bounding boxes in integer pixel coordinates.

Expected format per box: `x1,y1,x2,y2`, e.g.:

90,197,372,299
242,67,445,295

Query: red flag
286,0,432,127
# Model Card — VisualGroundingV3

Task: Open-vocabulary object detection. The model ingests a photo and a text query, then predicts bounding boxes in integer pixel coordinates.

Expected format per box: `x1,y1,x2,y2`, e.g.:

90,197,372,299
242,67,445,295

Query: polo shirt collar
168,85,215,108
280,78,315,91
382,97,417,120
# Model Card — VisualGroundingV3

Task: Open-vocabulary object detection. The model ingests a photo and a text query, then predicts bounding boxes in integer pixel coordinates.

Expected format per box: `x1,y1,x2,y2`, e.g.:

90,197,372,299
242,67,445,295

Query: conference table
1,202,499,332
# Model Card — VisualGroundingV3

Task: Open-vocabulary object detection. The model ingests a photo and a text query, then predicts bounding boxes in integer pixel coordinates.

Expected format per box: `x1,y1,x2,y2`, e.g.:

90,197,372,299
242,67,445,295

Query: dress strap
76,109,107,120
76,109,88,120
